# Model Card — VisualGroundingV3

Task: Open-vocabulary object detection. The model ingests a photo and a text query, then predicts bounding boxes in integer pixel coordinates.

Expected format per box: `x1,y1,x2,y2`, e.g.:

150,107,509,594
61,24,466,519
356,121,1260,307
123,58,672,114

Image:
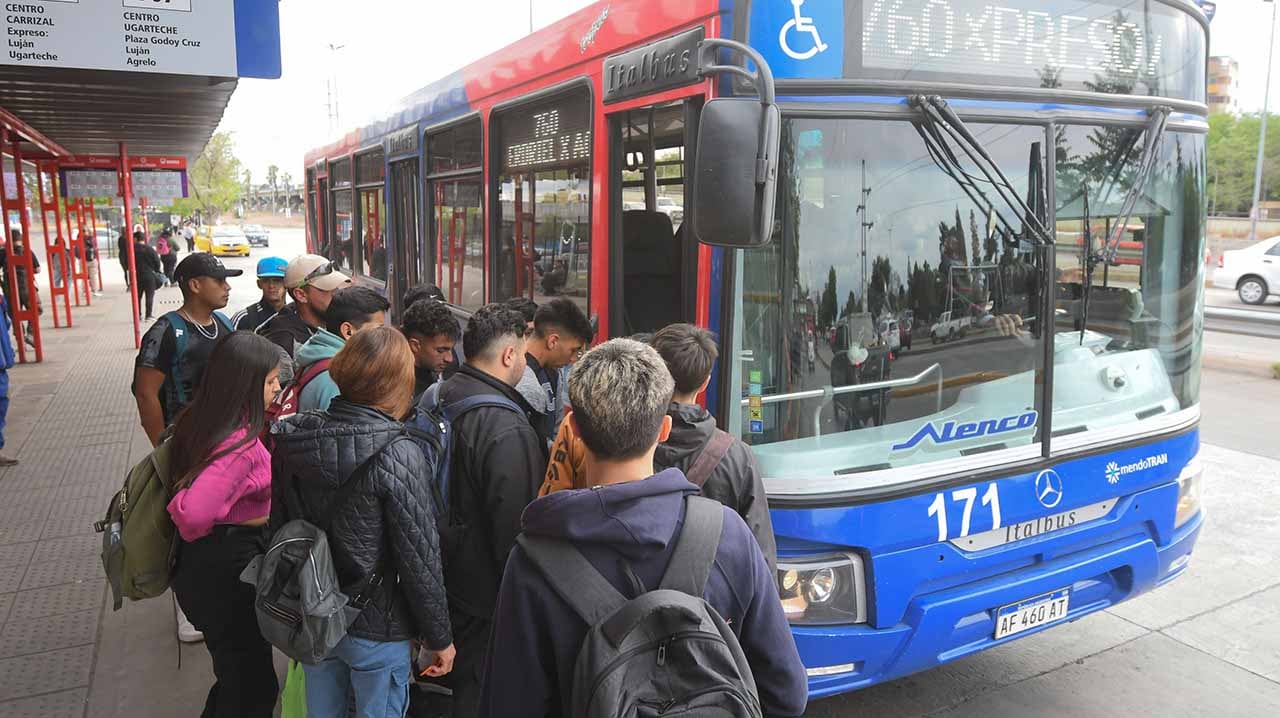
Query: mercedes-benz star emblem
1034,469,1064,509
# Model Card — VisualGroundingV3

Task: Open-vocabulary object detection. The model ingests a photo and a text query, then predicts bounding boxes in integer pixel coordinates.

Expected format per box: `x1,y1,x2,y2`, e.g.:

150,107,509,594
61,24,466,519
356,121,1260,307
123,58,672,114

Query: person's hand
994,314,1024,337
417,642,456,677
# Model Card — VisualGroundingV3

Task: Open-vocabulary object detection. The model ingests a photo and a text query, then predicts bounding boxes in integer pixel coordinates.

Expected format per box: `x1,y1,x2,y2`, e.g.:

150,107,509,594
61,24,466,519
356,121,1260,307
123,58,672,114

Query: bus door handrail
742,363,944,437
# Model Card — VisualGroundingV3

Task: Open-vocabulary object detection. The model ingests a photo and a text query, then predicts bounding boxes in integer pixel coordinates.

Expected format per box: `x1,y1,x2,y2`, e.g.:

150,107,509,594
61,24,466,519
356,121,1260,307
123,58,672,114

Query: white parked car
655,196,684,224
1213,235,1280,305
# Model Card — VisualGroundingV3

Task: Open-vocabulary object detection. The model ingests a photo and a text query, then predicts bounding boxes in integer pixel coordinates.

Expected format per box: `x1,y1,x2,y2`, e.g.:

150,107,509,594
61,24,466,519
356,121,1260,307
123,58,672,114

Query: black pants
138,284,155,319
439,609,490,718
162,253,177,282
172,525,278,718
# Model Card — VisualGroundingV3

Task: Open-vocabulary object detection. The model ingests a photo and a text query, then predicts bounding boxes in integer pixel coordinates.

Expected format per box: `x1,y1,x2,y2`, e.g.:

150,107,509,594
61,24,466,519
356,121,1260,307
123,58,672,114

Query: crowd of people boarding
130,249,808,718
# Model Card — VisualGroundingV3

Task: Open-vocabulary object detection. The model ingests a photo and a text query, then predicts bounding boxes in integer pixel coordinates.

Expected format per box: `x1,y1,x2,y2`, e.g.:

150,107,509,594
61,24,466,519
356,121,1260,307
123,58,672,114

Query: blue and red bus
302,0,1208,699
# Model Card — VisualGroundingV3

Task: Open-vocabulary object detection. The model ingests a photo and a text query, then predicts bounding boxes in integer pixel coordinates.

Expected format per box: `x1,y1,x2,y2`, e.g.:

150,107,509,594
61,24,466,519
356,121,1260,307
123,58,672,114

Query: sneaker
175,601,203,643
23,333,34,349
0,453,17,467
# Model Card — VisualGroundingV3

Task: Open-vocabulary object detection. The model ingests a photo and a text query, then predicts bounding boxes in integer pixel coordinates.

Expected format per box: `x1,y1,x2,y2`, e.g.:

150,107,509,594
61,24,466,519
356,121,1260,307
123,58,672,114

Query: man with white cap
258,254,351,359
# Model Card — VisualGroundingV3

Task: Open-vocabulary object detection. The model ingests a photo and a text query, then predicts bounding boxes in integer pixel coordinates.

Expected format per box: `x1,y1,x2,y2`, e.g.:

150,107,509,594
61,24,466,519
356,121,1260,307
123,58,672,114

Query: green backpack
94,439,180,610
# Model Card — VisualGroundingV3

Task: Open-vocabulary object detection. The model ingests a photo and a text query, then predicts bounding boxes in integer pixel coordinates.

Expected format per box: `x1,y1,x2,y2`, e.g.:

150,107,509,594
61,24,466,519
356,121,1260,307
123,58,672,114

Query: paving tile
0,563,28,594
0,519,50,547
0,646,92,701
0,593,14,624
0,608,99,659
0,687,88,718
40,516,98,540
31,535,100,564
0,543,36,570
7,581,105,622
1163,584,1280,683
20,557,101,591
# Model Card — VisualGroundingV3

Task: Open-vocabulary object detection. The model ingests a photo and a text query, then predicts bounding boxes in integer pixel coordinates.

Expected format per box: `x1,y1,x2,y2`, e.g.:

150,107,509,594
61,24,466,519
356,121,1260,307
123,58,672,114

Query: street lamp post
1249,0,1278,241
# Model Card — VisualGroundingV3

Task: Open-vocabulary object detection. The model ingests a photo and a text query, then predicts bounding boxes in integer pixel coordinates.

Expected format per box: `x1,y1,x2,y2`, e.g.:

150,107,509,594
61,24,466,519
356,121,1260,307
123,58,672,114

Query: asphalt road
172,232,1280,715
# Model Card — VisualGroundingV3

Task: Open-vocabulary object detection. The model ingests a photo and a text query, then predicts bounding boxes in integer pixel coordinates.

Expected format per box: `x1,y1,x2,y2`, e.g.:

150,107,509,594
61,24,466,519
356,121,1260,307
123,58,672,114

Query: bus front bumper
797,508,1204,698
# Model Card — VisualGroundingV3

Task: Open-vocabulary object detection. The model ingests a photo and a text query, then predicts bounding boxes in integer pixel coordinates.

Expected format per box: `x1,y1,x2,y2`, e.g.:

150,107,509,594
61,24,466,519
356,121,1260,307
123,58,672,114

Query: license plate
994,588,1070,639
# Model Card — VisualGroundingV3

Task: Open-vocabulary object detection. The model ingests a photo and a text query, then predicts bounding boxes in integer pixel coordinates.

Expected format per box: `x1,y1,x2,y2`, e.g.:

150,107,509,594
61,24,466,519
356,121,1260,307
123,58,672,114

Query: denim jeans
303,635,411,718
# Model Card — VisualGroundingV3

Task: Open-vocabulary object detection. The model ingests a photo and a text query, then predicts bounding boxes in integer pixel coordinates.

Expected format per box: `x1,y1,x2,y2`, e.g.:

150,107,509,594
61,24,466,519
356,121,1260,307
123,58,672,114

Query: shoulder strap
685,429,735,488
320,435,401,531
658,496,724,596
213,311,234,333
445,394,525,422
517,533,627,626
163,312,190,405
293,358,333,395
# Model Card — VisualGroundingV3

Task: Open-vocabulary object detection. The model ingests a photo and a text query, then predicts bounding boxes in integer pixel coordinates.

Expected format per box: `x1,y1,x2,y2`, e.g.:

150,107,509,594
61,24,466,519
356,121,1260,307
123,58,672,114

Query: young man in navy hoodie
479,339,807,718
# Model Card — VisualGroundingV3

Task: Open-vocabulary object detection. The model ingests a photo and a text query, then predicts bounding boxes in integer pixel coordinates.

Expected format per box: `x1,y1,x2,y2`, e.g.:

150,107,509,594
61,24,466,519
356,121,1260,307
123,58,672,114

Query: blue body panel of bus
772,430,1201,696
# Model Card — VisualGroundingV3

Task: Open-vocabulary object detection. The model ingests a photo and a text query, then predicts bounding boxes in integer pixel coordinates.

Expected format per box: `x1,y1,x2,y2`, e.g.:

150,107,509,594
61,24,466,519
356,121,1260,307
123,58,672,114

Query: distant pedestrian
117,227,131,289
183,222,196,253
133,231,163,320
231,257,289,333
158,230,179,285
0,294,16,467
258,254,350,359
401,298,460,400
271,327,455,717
78,231,102,296
167,332,283,718
1,229,40,347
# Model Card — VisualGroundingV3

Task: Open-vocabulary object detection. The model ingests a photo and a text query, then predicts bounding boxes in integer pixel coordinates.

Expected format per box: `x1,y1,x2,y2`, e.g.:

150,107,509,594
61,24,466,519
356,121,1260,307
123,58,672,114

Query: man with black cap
132,252,243,448
258,254,351,359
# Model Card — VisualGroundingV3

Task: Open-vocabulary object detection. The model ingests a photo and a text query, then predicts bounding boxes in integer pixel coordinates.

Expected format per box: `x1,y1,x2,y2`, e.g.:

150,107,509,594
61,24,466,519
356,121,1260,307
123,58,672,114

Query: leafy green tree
818,266,838,330
167,132,243,219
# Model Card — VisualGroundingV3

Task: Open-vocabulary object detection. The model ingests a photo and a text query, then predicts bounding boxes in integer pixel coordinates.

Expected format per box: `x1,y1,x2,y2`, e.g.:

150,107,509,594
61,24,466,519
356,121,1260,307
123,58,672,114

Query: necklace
180,310,219,340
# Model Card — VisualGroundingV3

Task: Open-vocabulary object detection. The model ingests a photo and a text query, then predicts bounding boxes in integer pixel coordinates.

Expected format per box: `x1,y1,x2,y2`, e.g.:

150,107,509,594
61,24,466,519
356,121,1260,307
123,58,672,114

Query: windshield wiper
1079,106,1172,343
910,95,1054,248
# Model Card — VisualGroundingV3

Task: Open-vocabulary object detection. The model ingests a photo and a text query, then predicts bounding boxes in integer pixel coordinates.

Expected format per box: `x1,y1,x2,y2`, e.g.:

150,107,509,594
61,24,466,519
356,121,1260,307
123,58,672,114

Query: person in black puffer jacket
270,326,454,716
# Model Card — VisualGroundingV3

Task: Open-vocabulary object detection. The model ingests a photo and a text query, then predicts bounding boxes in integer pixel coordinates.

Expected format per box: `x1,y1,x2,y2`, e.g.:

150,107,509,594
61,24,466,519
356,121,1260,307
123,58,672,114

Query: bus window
613,103,690,335
329,158,354,273
305,168,316,250
427,119,484,309
356,148,387,281
389,157,421,311
493,89,592,314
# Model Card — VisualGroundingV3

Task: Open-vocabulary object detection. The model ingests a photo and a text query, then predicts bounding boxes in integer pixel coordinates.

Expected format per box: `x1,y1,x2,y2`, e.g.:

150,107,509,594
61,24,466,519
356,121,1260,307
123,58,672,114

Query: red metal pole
11,132,43,361
140,196,148,239
121,143,140,348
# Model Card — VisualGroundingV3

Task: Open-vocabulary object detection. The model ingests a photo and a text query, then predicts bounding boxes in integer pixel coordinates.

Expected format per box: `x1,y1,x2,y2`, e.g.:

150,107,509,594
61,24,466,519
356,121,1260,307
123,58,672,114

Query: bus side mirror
691,98,780,249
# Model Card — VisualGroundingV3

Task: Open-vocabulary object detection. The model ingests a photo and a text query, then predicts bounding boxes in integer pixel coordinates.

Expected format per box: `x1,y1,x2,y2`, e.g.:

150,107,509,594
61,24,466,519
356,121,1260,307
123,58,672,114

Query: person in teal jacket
294,286,389,413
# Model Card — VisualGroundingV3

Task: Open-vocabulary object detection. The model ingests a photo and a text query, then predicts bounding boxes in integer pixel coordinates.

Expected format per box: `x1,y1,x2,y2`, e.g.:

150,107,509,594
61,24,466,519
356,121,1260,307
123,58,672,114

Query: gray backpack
239,439,396,665
517,496,763,718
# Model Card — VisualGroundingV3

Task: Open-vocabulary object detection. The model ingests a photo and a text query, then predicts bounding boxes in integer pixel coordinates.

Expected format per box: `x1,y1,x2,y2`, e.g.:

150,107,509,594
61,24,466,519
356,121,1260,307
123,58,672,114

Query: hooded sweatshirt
295,328,346,413
478,469,808,718
655,403,777,570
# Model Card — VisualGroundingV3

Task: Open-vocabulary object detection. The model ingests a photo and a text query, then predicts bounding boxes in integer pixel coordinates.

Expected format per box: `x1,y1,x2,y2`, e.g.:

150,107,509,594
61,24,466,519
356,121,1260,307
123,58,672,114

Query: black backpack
517,496,763,718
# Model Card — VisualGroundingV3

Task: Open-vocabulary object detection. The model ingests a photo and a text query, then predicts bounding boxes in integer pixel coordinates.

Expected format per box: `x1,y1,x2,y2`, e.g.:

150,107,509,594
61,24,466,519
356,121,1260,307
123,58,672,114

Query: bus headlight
1174,457,1203,529
777,553,867,625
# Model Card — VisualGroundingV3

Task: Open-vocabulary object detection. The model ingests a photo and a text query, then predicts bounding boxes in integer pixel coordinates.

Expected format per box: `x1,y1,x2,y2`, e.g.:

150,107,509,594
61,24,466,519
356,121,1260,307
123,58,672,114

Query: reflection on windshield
733,117,1204,480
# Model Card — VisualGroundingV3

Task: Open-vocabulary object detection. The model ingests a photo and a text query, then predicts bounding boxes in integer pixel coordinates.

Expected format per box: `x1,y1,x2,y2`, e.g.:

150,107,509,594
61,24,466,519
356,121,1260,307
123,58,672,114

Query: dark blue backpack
406,381,525,520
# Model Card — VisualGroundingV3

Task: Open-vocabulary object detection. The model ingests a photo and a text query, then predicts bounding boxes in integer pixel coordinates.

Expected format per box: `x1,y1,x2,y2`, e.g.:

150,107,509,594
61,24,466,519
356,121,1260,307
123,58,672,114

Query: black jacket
260,304,317,359
269,398,452,649
654,402,777,571
134,243,163,289
436,364,547,619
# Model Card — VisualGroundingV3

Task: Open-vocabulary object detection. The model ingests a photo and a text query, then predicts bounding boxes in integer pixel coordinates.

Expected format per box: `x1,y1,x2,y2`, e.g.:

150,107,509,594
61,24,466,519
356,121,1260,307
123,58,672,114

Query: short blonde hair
329,326,415,418
569,339,674,460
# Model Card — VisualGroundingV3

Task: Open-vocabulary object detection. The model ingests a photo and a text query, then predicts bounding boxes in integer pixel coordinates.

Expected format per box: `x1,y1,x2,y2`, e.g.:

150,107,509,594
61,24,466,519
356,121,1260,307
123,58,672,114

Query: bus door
609,101,698,336
389,157,421,315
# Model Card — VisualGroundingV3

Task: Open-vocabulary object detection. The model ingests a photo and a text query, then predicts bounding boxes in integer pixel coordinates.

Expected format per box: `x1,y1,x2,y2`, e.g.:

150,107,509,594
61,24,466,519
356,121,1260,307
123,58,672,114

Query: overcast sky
220,1,1278,182
220,0,596,182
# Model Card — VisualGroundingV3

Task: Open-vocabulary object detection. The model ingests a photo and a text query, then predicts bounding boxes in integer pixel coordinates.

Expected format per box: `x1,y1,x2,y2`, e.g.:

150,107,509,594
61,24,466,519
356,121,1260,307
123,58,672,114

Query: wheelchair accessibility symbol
779,0,828,61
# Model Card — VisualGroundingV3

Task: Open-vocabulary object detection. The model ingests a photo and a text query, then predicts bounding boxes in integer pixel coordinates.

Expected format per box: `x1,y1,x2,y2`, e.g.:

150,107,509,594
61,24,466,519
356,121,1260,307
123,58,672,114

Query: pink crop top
167,428,272,542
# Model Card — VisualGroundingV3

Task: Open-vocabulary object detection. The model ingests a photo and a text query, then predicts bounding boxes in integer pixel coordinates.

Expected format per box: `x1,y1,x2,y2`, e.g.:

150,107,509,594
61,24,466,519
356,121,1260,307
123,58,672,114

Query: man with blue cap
232,256,288,332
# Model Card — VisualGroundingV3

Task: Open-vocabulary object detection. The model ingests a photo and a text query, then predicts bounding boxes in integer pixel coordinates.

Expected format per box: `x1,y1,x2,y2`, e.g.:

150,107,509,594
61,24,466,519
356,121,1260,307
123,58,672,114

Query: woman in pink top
166,332,282,718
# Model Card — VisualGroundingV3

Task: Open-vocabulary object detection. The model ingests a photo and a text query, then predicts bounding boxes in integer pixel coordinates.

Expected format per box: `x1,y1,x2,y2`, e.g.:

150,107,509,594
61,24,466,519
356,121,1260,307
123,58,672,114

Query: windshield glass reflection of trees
739,120,1047,474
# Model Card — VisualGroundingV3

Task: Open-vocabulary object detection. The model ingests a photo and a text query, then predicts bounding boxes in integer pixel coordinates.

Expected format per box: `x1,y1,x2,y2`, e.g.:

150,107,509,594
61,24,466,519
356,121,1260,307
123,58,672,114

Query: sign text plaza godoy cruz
3,0,280,79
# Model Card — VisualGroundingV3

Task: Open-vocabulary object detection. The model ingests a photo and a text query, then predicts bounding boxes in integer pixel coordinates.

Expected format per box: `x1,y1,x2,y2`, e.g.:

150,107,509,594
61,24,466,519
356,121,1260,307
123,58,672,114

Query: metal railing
743,363,944,437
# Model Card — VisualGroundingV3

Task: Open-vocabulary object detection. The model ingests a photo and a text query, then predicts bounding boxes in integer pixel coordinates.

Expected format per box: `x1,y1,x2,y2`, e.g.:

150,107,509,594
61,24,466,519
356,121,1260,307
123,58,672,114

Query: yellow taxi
208,226,251,257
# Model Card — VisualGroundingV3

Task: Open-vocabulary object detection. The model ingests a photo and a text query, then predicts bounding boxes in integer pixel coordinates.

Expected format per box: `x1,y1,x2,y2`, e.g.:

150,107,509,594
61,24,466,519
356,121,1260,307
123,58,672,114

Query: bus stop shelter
0,2,281,361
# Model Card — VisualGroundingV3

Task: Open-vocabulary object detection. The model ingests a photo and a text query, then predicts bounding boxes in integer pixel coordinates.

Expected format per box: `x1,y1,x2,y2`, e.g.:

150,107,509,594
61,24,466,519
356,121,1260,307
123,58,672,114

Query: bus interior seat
622,209,680,334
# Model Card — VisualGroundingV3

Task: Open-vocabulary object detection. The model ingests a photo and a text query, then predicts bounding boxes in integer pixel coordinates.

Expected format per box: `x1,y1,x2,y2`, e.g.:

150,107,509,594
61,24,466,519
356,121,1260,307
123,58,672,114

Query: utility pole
1250,0,1277,242
529,0,534,33
857,159,874,312
326,43,346,135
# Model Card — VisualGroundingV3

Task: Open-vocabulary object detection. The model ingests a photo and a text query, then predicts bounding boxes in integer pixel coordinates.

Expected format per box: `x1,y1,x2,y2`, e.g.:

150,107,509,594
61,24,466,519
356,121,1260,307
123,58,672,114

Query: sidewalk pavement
0,266,284,717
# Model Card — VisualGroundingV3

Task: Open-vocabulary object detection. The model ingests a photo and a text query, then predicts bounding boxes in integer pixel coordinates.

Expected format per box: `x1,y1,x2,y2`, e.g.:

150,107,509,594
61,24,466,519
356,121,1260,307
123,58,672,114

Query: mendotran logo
892,411,1038,452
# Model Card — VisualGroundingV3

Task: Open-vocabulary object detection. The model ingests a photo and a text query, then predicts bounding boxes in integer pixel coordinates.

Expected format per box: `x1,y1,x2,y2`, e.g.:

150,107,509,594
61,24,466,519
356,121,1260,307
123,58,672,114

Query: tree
818,266,839,330
867,255,893,318
281,171,293,211
167,131,242,219
1207,111,1280,216
266,164,279,214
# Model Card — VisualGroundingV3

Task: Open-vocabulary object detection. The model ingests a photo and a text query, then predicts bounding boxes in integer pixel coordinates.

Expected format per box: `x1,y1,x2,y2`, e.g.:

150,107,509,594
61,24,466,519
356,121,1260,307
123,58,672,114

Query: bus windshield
731,116,1204,486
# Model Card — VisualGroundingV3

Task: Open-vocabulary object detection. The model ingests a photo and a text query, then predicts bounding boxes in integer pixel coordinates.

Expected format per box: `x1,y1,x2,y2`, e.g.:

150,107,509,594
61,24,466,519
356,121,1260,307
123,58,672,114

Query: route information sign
3,0,279,78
